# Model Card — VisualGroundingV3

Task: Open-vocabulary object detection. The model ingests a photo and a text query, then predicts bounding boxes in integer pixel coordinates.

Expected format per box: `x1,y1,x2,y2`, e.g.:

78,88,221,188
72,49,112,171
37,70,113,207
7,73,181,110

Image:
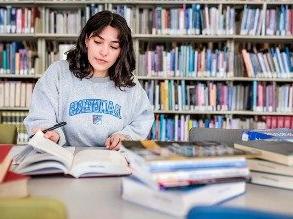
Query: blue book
188,206,293,219
242,128,293,142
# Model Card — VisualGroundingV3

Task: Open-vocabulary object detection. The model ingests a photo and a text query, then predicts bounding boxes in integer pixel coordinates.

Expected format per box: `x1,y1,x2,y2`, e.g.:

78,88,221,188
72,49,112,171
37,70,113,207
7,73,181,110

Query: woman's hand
32,128,60,143
44,131,60,143
105,133,129,150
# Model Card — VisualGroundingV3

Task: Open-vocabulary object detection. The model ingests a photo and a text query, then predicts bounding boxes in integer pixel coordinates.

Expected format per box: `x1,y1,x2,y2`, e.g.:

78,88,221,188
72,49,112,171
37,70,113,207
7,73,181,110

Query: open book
13,131,131,178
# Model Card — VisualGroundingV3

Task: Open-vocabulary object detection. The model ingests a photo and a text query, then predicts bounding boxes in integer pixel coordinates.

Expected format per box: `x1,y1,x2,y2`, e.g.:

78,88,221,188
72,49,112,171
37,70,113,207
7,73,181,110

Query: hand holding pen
29,122,67,143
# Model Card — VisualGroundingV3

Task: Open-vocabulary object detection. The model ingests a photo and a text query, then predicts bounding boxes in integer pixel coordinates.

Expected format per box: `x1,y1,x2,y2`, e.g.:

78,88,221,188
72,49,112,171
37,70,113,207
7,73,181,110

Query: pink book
284,116,291,128
291,9,293,35
257,83,263,108
271,116,277,129
241,49,254,77
265,116,272,128
277,116,284,128
272,83,277,112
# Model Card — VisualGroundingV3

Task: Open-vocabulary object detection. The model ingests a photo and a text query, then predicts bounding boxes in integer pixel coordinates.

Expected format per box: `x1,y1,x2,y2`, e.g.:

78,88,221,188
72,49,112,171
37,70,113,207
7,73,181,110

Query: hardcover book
14,131,131,177
234,141,293,166
122,177,246,216
0,145,12,183
0,171,28,198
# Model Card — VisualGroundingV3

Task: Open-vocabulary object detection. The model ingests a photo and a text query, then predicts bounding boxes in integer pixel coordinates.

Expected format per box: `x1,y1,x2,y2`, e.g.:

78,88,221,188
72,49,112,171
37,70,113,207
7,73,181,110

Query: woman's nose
99,44,109,57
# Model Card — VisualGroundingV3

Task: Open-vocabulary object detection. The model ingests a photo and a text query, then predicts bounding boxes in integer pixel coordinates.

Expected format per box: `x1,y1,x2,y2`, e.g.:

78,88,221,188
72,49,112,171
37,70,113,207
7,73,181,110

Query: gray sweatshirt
24,60,154,147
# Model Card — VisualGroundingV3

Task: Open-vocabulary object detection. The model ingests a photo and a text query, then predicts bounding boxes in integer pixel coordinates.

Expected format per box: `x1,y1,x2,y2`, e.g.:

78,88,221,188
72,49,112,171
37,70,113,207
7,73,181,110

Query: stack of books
0,145,29,198
121,140,252,216
235,129,293,190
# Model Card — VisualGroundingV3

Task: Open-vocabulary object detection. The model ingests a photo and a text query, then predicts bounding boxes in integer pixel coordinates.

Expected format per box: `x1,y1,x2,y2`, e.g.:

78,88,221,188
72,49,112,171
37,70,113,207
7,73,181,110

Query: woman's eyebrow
97,35,119,43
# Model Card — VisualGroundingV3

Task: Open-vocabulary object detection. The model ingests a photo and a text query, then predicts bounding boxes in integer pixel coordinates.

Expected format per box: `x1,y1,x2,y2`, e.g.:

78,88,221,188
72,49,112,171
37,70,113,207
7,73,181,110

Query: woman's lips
95,58,108,64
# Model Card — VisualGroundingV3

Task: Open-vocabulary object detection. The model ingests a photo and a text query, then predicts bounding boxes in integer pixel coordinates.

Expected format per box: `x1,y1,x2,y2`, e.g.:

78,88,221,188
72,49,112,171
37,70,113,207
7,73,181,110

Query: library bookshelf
0,0,292,143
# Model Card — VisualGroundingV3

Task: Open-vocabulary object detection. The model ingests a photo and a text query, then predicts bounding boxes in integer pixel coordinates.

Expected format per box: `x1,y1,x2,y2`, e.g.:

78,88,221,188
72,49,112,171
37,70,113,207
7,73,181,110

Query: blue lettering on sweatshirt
69,99,122,119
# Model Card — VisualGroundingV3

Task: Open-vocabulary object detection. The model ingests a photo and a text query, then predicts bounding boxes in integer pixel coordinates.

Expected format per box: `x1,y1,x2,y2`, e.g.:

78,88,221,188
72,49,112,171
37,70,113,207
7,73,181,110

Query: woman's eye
94,41,102,44
110,46,119,50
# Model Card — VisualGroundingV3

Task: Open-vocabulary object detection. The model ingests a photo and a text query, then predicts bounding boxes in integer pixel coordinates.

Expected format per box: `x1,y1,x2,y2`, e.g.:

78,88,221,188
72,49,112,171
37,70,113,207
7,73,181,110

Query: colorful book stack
235,130,293,190
121,140,252,216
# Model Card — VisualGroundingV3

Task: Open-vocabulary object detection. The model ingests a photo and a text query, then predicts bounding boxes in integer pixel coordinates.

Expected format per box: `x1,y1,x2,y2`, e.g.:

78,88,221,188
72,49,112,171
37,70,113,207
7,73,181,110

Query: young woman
24,11,154,150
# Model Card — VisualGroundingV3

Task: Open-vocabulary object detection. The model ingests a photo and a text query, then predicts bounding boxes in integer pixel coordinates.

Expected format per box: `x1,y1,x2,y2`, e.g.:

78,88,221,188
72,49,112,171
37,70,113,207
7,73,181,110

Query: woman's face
85,25,121,77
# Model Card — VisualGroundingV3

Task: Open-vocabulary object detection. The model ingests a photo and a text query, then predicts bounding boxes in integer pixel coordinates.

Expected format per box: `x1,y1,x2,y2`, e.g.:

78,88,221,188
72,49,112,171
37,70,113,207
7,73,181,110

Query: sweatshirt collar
88,76,111,83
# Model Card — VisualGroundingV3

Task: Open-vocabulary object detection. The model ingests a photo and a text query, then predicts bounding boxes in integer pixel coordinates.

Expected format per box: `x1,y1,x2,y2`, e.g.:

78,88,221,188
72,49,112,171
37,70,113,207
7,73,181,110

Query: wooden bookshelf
0,0,292,141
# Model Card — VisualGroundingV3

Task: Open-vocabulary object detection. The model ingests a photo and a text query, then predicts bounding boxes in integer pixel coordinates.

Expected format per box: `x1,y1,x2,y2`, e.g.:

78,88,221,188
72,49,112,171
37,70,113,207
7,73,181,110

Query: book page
13,147,75,175
69,148,131,178
28,131,74,169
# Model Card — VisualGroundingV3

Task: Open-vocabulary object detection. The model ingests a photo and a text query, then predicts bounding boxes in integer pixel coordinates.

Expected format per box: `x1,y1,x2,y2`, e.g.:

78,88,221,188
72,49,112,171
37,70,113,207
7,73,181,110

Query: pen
29,122,67,139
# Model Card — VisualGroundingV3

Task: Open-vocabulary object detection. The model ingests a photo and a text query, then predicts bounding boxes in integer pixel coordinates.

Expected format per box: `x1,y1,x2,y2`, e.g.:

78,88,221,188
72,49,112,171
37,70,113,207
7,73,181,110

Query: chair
0,124,18,144
189,128,247,147
0,197,67,219
187,206,293,219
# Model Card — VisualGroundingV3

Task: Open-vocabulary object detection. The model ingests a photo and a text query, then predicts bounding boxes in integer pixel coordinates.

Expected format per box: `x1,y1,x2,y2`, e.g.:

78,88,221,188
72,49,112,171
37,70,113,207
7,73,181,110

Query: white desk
29,177,293,219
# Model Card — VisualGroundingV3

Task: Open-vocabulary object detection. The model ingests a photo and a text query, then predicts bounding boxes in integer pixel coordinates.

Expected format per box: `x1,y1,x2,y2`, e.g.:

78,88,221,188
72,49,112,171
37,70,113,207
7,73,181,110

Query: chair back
189,128,246,147
0,197,67,219
0,124,18,144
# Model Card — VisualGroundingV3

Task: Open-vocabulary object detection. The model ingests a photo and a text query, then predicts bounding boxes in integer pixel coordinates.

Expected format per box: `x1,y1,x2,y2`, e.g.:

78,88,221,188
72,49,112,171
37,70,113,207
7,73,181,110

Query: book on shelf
122,176,246,216
142,79,293,114
234,141,293,166
0,145,12,183
121,140,253,188
0,81,33,108
242,128,293,142
14,131,131,177
0,171,29,198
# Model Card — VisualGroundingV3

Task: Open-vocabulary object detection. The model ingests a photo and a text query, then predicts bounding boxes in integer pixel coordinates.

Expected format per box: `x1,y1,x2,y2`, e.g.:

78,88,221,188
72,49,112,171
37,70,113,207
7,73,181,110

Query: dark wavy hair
66,11,136,88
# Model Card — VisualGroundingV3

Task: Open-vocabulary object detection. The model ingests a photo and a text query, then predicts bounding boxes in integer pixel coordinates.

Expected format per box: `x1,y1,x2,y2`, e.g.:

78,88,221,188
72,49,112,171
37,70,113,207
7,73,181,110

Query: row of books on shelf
139,5,236,35
1,4,293,36
142,80,293,113
242,47,292,78
240,5,293,36
0,81,33,108
44,8,83,35
140,5,293,36
0,7,40,34
138,44,234,78
45,42,74,68
1,111,28,143
137,44,292,78
150,114,293,141
0,4,104,34
44,4,129,34
0,40,292,79
0,41,38,75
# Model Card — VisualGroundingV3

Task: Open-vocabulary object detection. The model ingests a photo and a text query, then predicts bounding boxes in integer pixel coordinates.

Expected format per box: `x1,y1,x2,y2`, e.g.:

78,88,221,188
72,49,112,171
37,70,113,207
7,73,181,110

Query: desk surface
29,176,293,219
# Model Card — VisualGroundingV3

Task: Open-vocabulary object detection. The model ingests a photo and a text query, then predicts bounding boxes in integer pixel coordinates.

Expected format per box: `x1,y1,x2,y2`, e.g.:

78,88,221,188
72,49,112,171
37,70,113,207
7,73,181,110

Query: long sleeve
23,62,66,145
114,82,154,140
